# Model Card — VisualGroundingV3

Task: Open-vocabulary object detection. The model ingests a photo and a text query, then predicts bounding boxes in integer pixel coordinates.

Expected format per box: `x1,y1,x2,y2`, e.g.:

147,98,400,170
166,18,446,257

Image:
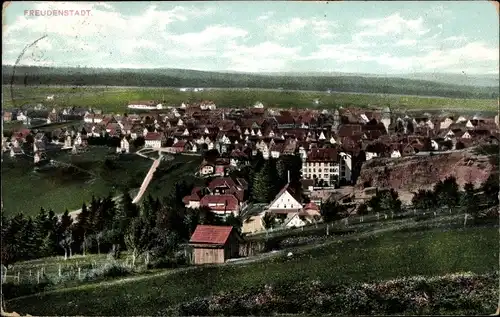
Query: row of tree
1,181,242,267
319,174,499,221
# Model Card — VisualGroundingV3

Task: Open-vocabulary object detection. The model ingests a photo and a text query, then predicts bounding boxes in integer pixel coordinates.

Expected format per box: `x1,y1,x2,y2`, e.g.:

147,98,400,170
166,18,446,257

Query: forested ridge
3,66,498,99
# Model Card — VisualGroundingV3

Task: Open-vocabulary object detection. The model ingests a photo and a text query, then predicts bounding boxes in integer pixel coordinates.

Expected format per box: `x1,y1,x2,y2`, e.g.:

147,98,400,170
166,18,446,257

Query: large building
301,147,340,186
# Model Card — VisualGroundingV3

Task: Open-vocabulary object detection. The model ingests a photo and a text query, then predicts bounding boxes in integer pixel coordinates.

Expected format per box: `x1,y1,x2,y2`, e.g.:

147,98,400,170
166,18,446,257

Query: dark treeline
3,66,498,99
0,181,241,267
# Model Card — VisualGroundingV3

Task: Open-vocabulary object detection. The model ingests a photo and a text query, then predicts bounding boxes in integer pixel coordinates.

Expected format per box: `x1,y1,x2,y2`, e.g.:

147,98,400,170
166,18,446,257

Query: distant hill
2,65,498,100
259,71,499,88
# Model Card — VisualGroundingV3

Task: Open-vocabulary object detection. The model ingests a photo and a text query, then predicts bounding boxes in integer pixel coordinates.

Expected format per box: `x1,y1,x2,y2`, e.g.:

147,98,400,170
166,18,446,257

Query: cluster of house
3,100,499,182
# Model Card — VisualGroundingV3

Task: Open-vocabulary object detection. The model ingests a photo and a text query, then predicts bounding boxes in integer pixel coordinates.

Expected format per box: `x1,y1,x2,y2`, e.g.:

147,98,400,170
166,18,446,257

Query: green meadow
3,85,498,112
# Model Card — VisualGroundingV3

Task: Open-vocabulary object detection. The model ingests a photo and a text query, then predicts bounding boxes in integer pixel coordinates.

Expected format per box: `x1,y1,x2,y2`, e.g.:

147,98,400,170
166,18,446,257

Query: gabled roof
189,225,234,244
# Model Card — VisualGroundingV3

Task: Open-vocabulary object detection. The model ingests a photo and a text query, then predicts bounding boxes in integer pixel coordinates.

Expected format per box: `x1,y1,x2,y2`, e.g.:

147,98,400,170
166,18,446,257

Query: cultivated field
1,146,151,217
3,85,498,112
5,220,498,316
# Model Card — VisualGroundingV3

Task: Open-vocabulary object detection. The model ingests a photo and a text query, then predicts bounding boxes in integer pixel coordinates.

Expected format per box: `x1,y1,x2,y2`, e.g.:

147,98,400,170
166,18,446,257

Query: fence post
463,214,468,227
58,264,62,277
16,272,20,283
29,270,32,278
37,270,40,284
376,212,379,221
326,224,329,236
78,267,81,280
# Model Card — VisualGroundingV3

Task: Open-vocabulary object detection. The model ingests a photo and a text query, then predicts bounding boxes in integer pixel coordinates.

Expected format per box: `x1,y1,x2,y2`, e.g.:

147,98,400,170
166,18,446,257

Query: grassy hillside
6,225,498,315
1,148,151,217
3,85,498,112
3,66,498,99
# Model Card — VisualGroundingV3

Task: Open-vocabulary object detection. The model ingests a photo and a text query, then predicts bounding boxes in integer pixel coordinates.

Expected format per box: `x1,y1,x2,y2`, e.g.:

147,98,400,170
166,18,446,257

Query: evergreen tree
276,158,288,187
252,161,275,203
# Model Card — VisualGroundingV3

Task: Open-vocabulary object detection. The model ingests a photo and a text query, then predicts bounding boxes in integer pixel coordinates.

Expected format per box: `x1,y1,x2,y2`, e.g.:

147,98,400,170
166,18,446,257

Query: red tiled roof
189,225,234,245
306,147,338,162
303,202,320,211
200,194,239,212
145,132,162,140
208,177,237,190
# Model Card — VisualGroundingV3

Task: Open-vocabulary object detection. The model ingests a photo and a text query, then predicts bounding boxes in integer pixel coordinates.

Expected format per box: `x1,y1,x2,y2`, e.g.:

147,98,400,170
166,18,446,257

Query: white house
46,95,54,101
253,101,264,108
461,131,472,139
284,213,306,228
117,137,130,153
63,135,72,149
127,101,162,110
268,184,303,212
391,149,402,158
34,152,41,164
74,133,83,146
439,117,454,130
431,140,440,151
144,132,162,148
365,152,379,161
199,164,215,176
16,111,28,123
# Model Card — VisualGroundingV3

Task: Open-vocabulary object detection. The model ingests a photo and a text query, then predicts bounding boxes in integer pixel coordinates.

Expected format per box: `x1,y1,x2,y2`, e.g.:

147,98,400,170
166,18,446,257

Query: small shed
189,225,243,265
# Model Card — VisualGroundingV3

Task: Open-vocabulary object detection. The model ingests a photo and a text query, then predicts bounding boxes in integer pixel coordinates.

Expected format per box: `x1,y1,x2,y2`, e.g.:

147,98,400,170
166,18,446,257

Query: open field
3,85,498,112
144,154,203,200
1,146,151,217
6,222,498,316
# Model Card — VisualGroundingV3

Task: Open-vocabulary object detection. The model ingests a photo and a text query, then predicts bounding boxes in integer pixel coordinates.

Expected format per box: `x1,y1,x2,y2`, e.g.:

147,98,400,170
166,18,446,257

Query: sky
2,1,499,75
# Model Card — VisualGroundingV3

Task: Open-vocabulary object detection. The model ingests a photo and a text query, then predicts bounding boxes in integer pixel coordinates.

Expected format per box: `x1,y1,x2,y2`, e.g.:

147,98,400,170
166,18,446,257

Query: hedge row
170,271,498,316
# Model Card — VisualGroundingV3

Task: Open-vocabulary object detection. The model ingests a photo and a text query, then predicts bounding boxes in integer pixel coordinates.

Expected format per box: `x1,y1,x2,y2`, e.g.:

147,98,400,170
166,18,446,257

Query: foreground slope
6,224,498,316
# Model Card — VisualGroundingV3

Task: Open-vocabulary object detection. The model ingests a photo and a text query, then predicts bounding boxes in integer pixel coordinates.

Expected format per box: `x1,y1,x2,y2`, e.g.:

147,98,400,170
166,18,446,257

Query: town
2,1,499,316
3,99,499,234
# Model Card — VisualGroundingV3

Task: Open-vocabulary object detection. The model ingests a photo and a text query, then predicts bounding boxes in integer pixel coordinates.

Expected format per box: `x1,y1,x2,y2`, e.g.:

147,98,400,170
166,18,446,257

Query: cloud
266,17,337,39
354,12,430,43
167,25,248,47
224,42,302,72
302,40,498,74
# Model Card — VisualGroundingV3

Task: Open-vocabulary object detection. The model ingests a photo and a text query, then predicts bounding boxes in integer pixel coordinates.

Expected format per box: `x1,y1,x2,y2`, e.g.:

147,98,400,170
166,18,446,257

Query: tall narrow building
381,106,391,133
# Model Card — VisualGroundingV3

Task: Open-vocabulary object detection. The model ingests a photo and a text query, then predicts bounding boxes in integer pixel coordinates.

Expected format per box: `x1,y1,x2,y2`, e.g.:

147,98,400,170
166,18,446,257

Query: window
330,168,334,172
318,168,322,172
